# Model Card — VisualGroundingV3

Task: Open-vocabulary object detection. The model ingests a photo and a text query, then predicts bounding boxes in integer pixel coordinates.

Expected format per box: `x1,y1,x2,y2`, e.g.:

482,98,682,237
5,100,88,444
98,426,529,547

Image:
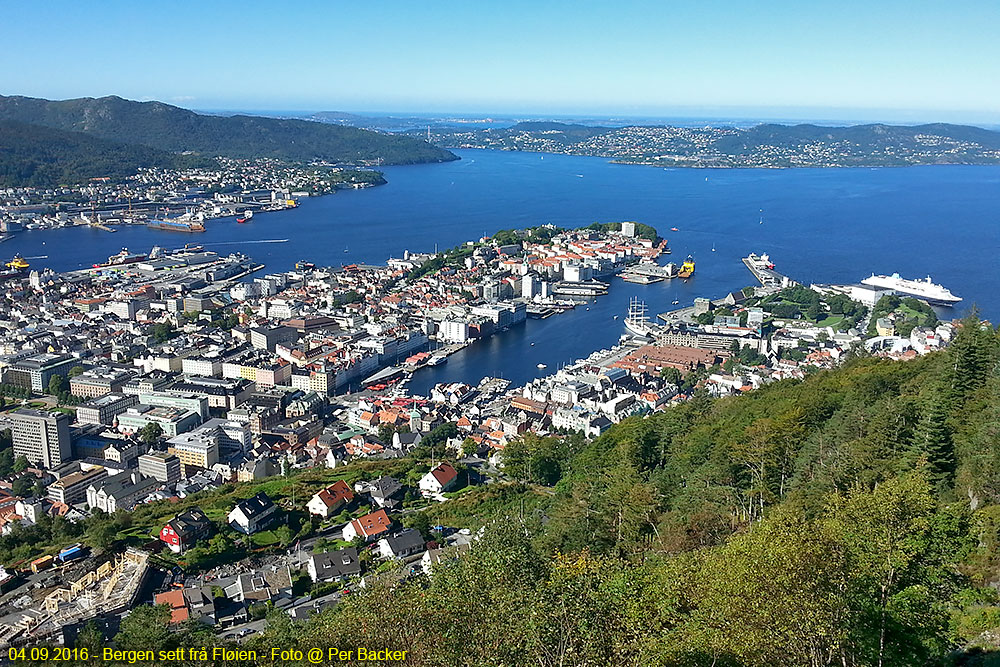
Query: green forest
0,121,210,188
0,95,457,167
51,313,1000,666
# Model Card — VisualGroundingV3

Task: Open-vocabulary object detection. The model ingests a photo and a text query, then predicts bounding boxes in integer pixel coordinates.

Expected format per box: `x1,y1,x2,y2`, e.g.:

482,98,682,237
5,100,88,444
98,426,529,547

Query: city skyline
3,0,999,123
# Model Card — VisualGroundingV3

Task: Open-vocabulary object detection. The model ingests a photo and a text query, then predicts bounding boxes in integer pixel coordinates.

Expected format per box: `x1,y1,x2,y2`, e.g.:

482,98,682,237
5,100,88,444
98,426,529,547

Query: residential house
307,547,361,583
227,492,280,535
377,528,425,560
341,509,393,543
306,480,354,519
419,463,459,497
159,508,213,553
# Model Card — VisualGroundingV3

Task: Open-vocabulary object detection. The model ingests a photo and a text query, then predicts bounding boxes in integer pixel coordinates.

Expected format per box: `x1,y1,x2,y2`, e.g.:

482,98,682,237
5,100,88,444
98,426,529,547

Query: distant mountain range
0,95,457,187
420,120,1000,168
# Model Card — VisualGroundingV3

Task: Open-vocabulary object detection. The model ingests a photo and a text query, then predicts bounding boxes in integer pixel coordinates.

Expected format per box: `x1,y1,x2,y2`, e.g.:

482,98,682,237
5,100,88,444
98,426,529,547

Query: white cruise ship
861,273,962,305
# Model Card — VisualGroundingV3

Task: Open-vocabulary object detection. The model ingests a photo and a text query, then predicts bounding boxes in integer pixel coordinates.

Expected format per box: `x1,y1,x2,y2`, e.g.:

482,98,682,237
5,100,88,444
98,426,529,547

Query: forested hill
0,95,457,165
0,121,210,188
89,315,1000,666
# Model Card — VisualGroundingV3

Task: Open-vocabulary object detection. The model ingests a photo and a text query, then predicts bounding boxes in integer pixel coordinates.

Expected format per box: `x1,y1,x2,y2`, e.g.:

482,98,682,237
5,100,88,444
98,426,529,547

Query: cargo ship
678,255,695,279
93,247,147,268
861,273,962,305
146,218,206,233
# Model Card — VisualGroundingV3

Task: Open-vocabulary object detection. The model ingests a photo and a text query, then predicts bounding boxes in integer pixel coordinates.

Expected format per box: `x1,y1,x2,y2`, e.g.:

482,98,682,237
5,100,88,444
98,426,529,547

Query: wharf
742,253,798,288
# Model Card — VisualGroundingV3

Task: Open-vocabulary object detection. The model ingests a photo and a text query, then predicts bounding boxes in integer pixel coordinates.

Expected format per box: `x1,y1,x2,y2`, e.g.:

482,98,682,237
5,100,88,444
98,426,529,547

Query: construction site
0,549,149,647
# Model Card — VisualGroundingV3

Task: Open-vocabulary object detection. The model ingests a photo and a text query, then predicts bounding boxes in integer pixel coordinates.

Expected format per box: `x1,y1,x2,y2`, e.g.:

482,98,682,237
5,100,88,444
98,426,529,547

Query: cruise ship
861,273,962,305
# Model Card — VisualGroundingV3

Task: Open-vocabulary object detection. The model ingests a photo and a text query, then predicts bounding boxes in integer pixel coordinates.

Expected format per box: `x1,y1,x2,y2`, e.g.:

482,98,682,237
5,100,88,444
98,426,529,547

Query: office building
10,409,72,469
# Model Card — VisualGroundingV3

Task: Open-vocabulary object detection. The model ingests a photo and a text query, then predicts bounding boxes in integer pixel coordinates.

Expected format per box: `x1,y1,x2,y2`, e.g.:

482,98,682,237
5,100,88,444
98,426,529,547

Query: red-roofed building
419,463,459,497
154,589,190,624
306,480,355,518
341,509,394,543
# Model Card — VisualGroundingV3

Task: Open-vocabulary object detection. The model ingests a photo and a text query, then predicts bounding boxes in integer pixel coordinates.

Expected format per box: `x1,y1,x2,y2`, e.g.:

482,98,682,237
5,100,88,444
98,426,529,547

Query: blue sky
3,0,999,122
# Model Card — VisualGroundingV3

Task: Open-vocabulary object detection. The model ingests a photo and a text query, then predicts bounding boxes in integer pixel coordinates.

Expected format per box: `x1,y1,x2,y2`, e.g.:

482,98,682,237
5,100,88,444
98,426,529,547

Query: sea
5,149,999,394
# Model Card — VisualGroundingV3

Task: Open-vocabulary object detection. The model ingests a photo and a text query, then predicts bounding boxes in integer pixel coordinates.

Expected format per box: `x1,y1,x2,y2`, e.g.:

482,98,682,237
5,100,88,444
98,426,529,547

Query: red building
159,507,213,553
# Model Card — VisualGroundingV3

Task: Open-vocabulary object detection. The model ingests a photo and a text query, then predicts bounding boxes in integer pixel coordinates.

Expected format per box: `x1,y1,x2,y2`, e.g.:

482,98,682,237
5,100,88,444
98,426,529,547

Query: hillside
426,120,1000,167
0,120,210,188
0,95,458,165
55,315,1000,666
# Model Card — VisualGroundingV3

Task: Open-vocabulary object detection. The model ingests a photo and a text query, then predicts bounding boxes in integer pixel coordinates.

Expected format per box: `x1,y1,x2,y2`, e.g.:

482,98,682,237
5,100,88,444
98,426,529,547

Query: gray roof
310,547,361,581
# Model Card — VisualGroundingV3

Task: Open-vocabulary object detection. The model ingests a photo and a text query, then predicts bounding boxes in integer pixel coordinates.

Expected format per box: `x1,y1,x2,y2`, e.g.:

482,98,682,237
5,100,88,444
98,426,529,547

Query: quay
742,253,798,288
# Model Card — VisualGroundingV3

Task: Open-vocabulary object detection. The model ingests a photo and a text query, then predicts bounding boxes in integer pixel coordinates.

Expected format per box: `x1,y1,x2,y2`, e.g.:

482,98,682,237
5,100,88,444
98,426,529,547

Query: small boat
537,363,547,369
672,300,679,305
236,210,253,223
711,244,716,252
670,227,679,232
530,342,535,346
613,315,618,320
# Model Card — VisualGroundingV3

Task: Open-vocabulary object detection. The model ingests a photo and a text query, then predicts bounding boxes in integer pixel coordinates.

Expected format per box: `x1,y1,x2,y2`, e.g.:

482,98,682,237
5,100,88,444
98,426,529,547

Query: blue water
6,150,999,392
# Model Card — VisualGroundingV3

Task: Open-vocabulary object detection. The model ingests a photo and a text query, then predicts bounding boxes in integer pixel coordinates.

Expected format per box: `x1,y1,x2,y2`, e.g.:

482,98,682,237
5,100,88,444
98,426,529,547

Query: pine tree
911,387,954,489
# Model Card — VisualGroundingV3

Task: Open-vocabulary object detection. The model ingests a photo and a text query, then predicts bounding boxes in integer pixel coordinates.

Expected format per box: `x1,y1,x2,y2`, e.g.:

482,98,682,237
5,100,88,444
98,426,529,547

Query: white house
227,492,280,535
418,463,459,497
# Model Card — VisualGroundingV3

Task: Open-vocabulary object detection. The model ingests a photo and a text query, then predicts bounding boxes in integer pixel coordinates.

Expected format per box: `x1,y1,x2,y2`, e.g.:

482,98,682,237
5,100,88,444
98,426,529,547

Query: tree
47,373,67,396
461,437,479,457
12,455,29,473
114,604,174,653
11,475,33,497
67,365,86,378
138,422,163,446
911,386,955,489
377,423,396,445
86,519,119,550
659,366,683,386
0,448,14,477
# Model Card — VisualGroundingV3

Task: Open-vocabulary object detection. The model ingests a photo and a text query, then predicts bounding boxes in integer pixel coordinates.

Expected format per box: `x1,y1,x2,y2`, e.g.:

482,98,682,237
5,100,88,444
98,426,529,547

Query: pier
742,253,798,288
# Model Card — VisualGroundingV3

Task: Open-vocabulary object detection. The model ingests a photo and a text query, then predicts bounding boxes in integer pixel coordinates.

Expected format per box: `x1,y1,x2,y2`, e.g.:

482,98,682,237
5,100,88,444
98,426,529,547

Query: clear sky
3,0,999,122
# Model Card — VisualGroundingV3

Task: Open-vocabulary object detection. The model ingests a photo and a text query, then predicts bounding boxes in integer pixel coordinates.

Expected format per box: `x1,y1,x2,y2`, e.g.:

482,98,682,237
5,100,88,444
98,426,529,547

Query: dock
742,253,798,288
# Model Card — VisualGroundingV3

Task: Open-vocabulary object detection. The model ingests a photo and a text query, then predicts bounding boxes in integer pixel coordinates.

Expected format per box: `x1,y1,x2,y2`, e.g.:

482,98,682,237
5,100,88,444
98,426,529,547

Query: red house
160,507,213,553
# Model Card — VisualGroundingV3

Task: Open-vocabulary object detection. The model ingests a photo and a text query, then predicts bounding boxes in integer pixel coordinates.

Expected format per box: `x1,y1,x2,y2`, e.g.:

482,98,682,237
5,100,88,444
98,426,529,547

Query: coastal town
0,220,964,647
0,157,385,238
425,122,1000,168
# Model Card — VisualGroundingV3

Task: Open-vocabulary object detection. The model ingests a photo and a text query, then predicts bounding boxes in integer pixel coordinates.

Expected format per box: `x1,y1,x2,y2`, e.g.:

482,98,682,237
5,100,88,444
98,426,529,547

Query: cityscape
0,2,998,666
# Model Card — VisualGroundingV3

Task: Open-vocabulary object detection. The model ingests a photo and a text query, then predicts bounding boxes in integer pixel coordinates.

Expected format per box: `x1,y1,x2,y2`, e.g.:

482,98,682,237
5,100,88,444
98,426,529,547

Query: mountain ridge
0,94,458,166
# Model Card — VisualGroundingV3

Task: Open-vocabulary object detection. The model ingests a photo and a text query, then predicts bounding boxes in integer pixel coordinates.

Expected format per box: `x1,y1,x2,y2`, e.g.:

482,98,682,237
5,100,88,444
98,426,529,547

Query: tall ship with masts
624,297,656,339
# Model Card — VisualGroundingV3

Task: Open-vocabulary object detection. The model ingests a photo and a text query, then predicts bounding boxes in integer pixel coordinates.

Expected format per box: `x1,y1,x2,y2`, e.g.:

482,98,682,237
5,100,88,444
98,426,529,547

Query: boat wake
24,255,49,259
203,239,289,246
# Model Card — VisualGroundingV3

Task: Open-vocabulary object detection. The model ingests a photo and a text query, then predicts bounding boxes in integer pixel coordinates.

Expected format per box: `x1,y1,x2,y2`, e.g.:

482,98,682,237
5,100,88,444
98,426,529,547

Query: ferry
427,354,448,367
93,248,147,268
746,253,775,270
861,273,962,305
678,255,696,279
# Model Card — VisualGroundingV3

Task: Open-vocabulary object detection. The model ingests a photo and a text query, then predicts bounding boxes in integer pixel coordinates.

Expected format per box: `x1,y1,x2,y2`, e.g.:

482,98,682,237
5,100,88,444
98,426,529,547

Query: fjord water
7,149,999,391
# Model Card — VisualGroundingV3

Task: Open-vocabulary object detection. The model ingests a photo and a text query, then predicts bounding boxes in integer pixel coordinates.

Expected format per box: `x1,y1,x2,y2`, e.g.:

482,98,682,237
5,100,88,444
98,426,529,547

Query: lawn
816,315,846,329
250,530,281,547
